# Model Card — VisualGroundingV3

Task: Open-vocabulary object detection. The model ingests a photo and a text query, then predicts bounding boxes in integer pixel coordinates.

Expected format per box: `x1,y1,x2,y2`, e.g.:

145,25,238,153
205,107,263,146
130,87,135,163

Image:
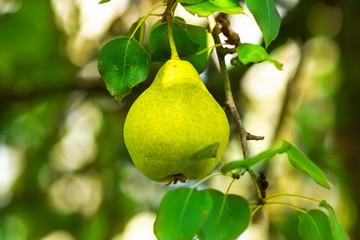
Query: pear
123,59,229,183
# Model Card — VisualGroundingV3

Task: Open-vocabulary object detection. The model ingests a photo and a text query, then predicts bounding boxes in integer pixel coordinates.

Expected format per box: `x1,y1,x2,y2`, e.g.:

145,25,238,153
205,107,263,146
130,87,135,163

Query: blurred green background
0,0,359,239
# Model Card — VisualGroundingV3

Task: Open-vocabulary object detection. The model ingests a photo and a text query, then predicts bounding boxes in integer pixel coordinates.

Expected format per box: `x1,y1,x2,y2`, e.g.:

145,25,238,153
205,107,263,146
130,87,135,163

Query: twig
208,14,249,159
217,16,240,46
208,14,265,204
0,79,107,104
161,0,175,22
247,132,265,141
271,41,304,142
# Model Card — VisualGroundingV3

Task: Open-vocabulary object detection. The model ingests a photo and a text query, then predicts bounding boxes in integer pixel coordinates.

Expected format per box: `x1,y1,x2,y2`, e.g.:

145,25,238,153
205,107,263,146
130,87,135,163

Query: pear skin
124,59,230,183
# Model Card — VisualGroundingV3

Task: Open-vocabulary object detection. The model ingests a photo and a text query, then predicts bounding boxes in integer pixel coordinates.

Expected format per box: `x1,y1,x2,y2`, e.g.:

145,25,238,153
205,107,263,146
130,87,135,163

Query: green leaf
154,188,213,240
177,143,220,169
236,43,283,70
183,24,214,73
221,142,289,174
148,17,212,73
308,209,334,240
182,0,244,17
221,140,332,190
198,189,251,240
126,17,146,45
320,201,350,240
178,0,205,4
98,0,111,4
97,37,150,102
298,209,335,240
298,212,321,240
245,0,281,47
283,141,332,189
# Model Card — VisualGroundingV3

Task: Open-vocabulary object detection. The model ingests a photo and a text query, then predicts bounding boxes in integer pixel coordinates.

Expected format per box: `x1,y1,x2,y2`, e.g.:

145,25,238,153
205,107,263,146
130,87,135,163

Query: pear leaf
98,0,111,4
154,188,213,240
245,0,281,48
320,201,350,240
283,141,332,189
181,0,244,17
308,209,334,240
97,37,150,102
221,142,289,173
189,143,219,160
183,24,214,73
198,189,251,240
298,211,322,240
177,143,220,169
236,43,283,70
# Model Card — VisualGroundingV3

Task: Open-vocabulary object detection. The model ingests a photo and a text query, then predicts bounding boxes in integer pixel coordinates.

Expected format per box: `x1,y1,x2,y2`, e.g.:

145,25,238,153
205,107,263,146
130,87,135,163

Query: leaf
320,201,350,240
154,188,213,240
245,0,281,48
298,212,321,240
126,17,146,44
97,37,150,102
298,209,336,240
178,0,205,4
183,24,214,73
284,141,332,189
308,209,334,240
148,17,212,73
198,189,251,240
236,43,283,70
221,142,289,174
98,0,111,4
182,0,244,17
177,143,220,169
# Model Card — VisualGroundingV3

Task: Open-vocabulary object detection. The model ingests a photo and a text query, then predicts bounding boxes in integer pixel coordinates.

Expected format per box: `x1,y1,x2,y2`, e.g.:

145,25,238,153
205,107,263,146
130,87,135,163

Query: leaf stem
217,157,225,166
251,205,263,217
247,169,263,202
225,178,236,195
149,13,163,17
194,43,230,56
265,201,308,214
266,193,321,203
192,172,223,189
130,2,166,40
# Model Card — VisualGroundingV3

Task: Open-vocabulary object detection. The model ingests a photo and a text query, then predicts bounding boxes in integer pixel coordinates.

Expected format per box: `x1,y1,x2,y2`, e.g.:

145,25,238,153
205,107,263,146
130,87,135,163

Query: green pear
123,59,229,183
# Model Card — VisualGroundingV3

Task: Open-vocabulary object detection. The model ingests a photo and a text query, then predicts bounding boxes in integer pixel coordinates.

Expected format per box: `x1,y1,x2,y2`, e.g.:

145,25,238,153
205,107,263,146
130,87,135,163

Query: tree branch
208,14,265,203
0,78,107,104
271,41,304,142
208,14,249,158
161,0,176,22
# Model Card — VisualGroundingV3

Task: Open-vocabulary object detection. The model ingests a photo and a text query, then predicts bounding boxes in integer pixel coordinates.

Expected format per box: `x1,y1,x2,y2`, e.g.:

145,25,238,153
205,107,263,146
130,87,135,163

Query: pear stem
164,0,179,60
168,16,179,59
